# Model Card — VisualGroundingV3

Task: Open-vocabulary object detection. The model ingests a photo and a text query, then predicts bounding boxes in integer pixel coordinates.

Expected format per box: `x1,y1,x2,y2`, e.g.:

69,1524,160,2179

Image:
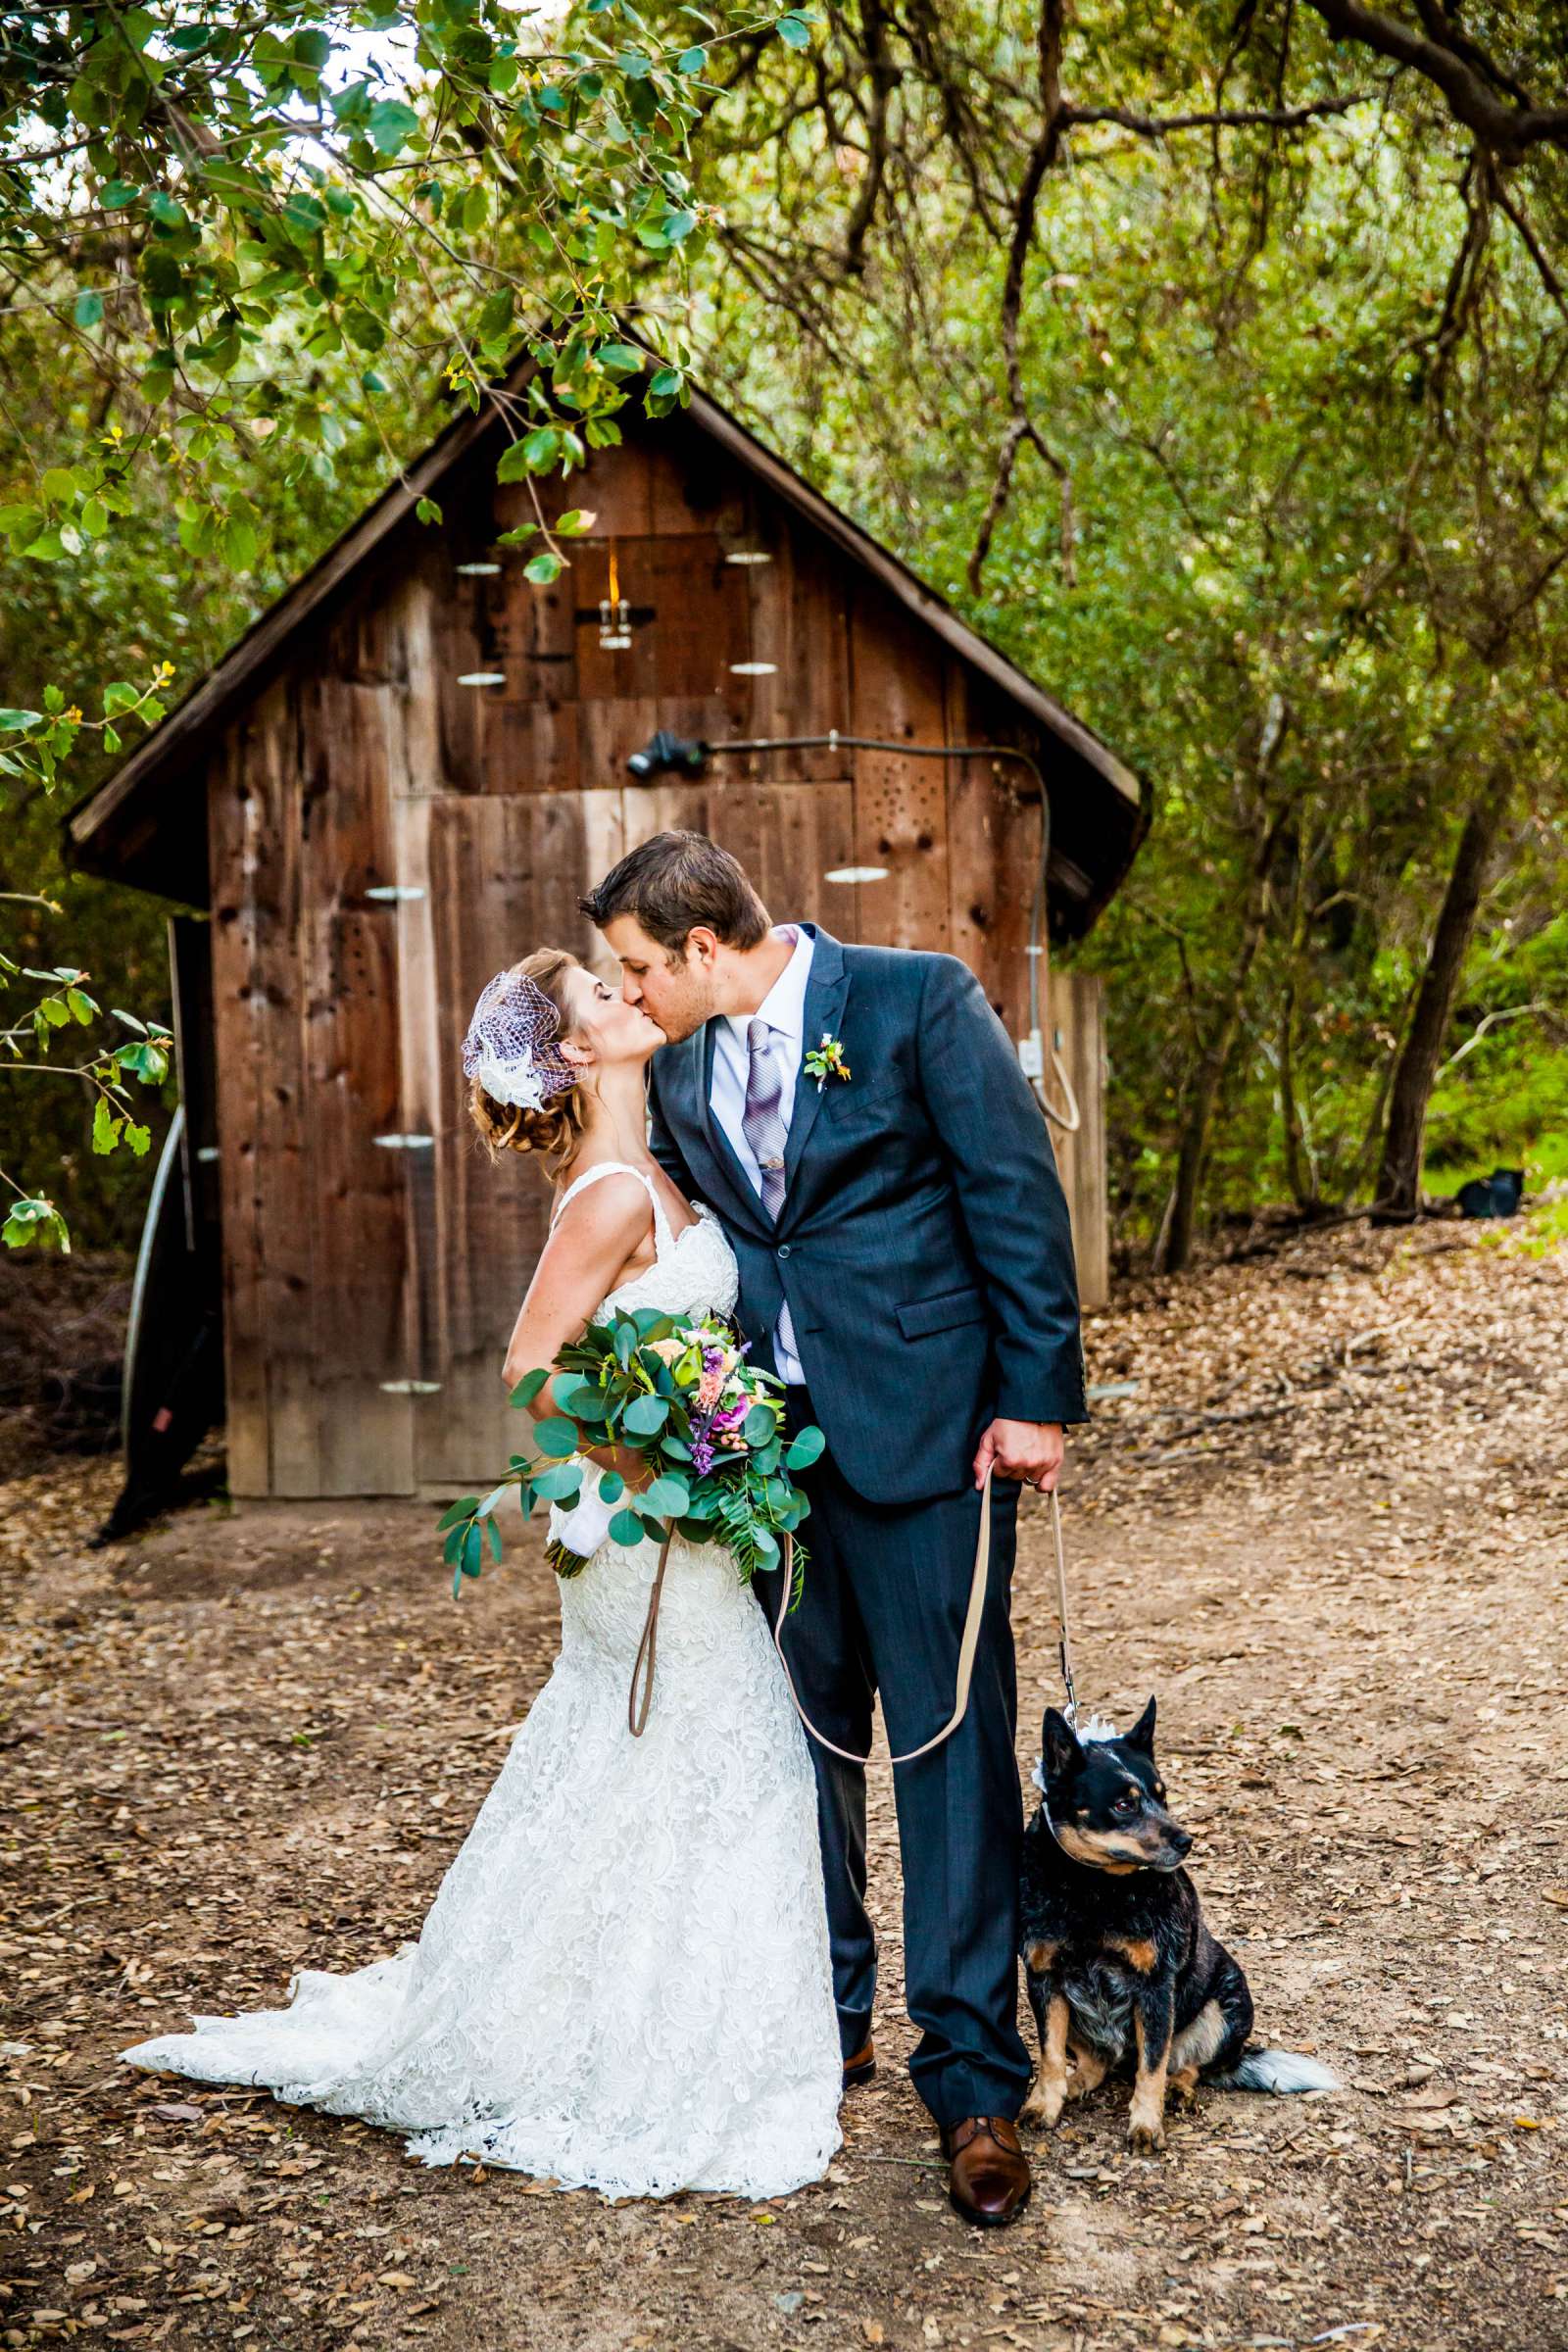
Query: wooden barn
66,362,1148,1507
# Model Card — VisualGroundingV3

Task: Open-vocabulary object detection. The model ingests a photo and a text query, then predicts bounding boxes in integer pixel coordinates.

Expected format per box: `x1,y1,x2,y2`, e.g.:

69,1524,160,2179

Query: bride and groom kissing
123,829,1088,2230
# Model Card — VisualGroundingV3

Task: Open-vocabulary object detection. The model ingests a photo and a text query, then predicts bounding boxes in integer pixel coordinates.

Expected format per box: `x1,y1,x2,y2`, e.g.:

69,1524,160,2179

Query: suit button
777,1244,792,1258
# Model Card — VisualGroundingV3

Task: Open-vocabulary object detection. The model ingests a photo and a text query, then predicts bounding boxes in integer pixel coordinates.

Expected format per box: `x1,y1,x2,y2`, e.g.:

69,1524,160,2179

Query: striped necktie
742,1017,788,1219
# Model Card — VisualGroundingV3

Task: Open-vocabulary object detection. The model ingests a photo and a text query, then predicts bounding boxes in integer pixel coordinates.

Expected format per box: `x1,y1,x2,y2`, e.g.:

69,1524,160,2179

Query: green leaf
776,12,812,46
222,514,258,569
662,210,697,244
91,1097,120,1155
368,98,421,154
147,191,187,229
608,1507,648,1546
648,367,682,399
785,1425,826,1470
675,45,706,73
522,426,562,470
74,289,104,328
642,1473,691,1516
100,180,139,210
595,342,645,375
622,1394,669,1438
598,1470,624,1504
510,1366,549,1408
0,710,40,733
4,1198,70,1252
437,1494,481,1532
416,497,442,525
534,1415,580,1458
529,1462,584,1503
743,1402,777,1446
555,507,597,535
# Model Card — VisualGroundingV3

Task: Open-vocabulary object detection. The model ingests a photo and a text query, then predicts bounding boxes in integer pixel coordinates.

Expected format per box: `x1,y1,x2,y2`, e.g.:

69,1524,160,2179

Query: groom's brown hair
580,831,770,956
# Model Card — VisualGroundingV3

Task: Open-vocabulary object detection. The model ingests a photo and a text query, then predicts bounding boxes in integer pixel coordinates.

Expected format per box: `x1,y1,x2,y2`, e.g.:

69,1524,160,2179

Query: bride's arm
501,1175,655,1484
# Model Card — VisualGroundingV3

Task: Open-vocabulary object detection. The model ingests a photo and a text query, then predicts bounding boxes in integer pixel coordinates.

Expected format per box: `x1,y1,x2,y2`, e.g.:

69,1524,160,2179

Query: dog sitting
1018,1698,1337,2151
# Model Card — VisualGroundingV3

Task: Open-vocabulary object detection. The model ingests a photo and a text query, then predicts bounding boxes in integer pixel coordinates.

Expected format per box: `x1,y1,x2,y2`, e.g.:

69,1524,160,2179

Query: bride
122,949,844,2201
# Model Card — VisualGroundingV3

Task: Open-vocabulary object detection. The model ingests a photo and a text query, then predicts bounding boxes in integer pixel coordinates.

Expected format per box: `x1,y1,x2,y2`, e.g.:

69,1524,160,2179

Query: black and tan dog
1019,1699,1337,2151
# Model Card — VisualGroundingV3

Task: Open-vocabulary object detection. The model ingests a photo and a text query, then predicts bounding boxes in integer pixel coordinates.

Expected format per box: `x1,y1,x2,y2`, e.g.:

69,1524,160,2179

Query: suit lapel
780,928,850,1205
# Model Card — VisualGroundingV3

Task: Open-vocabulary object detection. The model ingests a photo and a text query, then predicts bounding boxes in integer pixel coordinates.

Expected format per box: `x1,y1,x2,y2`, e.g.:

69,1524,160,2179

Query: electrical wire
697,729,1081,1130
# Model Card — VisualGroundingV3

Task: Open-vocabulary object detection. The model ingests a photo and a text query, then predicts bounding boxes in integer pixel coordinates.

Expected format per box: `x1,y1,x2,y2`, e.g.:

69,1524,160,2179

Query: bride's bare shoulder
548,1166,654,1243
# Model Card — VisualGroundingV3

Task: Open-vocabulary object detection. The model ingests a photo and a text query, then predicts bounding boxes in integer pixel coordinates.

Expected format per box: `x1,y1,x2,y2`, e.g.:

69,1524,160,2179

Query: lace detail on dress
121,1186,840,2203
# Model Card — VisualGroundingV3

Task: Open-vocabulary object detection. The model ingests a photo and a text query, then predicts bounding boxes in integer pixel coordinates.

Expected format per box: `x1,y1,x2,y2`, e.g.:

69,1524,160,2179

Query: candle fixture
457,671,506,687
599,543,633,651
723,549,773,565
823,865,891,885
456,562,502,576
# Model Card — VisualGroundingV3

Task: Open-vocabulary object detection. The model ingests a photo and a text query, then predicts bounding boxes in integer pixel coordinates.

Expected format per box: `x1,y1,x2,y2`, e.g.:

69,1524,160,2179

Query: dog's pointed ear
1042,1707,1080,1781
1123,1695,1157,1755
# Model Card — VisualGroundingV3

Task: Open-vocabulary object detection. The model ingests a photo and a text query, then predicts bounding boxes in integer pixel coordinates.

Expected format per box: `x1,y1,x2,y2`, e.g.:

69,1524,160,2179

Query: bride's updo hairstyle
464,948,586,1171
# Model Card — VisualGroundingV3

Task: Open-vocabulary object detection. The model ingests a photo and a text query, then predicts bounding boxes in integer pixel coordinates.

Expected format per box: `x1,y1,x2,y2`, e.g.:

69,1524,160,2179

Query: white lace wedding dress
122,1164,843,2201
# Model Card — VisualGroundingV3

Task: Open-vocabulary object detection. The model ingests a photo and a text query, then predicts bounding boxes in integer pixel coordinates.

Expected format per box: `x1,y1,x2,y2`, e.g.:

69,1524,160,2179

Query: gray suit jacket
646,926,1087,1505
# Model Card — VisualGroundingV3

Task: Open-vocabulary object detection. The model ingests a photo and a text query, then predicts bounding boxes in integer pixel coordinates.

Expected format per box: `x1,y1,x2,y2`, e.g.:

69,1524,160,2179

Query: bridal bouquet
438,1307,824,1598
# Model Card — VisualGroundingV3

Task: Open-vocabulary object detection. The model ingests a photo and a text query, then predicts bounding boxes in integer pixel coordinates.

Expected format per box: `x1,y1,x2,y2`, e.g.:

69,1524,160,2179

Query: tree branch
1300,0,1568,157
1059,90,1380,137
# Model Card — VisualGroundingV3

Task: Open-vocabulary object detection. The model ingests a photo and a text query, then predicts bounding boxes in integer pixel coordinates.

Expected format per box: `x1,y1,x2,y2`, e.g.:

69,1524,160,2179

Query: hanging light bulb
599,542,632,651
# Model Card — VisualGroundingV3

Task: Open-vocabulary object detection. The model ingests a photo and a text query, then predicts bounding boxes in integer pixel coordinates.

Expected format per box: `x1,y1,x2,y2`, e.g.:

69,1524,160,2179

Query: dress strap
550,1160,673,1253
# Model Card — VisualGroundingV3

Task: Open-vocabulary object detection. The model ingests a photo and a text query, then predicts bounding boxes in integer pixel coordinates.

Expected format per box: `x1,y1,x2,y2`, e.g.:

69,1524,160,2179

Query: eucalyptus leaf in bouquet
437,1309,824,1601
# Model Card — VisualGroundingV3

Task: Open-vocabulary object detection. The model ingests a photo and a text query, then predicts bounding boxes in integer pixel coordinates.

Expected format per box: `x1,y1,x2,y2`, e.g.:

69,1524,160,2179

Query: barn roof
66,356,1149,926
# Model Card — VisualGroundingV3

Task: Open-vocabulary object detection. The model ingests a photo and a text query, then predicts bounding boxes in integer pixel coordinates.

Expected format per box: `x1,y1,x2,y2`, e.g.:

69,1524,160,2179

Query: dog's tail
1211,2046,1341,2096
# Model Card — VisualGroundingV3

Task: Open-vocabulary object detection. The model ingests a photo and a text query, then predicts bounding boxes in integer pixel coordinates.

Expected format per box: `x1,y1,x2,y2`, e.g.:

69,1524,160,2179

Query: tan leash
1046,1481,1080,1724
632,1464,1079,1748
767,1458,1005,1767
628,1532,674,1739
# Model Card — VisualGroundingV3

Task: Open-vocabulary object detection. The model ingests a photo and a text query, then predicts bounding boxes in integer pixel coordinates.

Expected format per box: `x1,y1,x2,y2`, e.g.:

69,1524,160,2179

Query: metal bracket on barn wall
624,727,1081,1134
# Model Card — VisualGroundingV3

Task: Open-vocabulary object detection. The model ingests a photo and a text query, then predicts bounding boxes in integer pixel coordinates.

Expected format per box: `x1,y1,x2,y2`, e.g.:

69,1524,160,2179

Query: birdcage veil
461,967,578,1113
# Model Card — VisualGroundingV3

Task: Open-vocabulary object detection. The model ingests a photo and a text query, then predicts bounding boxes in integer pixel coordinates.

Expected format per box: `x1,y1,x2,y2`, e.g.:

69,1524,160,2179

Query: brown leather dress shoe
943,2116,1031,2228
842,2034,876,2090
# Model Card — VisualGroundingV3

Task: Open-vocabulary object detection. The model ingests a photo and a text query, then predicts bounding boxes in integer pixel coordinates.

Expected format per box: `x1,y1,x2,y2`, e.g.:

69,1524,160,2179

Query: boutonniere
804,1031,851,1092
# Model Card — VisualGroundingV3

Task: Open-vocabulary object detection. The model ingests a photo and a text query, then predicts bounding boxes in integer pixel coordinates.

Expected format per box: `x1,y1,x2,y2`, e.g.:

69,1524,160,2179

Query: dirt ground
4,1219,1567,2352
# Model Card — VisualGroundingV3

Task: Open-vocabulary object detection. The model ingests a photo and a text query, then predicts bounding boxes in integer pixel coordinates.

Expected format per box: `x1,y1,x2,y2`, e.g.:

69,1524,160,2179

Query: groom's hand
974,1418,1064,1494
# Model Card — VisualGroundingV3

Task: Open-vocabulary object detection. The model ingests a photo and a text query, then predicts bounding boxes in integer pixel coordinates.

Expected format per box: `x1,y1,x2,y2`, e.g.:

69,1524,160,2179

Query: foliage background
4,0,1565,1258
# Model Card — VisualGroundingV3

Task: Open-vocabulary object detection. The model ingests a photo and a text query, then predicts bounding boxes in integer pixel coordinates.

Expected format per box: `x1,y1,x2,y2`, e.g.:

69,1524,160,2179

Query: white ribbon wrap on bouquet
550,1469,621,1563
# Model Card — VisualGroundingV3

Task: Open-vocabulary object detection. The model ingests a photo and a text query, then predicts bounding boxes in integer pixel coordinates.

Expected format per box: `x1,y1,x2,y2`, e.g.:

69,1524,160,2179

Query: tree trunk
1374,778,1511,1219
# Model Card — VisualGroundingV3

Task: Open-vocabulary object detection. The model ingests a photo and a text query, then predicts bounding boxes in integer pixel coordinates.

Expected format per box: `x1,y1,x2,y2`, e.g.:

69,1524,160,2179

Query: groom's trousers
760,1387,1033,2129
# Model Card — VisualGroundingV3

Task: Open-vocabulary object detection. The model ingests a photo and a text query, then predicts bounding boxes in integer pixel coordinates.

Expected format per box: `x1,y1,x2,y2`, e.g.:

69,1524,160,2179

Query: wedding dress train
122,1165,843,2200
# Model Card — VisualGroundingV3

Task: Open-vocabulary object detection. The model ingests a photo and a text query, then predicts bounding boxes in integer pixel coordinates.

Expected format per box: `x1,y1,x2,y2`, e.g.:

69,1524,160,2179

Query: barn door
390,790,623,1492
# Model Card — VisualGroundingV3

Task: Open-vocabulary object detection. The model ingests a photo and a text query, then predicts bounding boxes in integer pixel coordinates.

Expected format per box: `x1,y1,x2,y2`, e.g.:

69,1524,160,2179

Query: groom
583,831,1087,2227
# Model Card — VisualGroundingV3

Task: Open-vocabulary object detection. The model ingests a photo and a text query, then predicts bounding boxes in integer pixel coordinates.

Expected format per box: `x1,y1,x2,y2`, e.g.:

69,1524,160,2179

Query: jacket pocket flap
895,1287,989,1341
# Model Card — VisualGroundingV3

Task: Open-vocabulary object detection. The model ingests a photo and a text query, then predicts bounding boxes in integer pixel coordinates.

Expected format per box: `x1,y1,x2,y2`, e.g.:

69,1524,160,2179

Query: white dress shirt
710,923,814,1384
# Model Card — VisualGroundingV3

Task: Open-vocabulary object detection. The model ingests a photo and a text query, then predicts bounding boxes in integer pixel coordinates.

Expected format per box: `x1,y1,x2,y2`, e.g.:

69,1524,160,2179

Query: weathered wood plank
739,505,854,784
1050,967,1108,1311
848,580,951,952
206,682,318,1497
416,793,603,1486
